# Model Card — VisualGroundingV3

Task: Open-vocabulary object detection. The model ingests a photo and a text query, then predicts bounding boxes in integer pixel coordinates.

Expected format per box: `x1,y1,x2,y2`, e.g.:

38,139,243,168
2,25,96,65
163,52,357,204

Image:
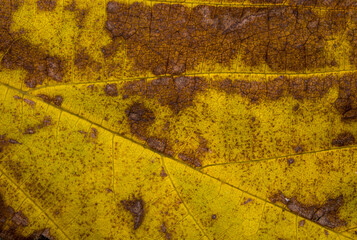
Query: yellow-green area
0,0,357,239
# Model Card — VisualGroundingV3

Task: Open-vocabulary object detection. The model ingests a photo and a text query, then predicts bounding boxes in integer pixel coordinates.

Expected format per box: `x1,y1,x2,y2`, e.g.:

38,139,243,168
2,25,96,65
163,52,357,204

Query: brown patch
211,214,217,220
8,139,21,144
24,116,53,134
23,98,36,108
324,230,329,236
160,167,167,178
121,197,145,230
160,222,172,240
13,95,21,100
74,49,101,71
178,152,202,168
105,3,344,75
123,76,208,114
287,158,295,165
64,1,88,28
298,220,305,227
37,94,64,106
104,84,118,97
332,132,355,147
270,191,347,228
125,102,155,140
37,0,56,11
0,0,64,88
146,137,166,153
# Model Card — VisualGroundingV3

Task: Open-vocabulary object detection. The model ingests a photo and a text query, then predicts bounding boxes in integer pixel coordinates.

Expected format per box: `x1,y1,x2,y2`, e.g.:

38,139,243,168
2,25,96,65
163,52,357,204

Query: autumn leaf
0,0,357,239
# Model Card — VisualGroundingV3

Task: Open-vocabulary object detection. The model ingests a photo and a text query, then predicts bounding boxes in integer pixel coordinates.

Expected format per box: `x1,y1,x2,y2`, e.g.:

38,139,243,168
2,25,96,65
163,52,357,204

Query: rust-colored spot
270,191,347,228
123,76,208,114
104,84,118,97
37,94,64,106
121,197,145,230
332,132,355,147
37,0,56,11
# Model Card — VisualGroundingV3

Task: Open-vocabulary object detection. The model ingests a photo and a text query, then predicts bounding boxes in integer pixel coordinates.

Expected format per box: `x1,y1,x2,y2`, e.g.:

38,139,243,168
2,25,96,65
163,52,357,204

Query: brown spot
37,0,56,11
8,139,21,144
125,102,155,140
287,158,295,165
104,84,118,97
243,198,252,205
106,188,113,193
23,98,36,108
298,220,305,227
13,95,21,100
24,127,36,134
270,191,347,228
37,94,64,106
160,222,172,240
178,152,202,168
211,214,217,220
121,197,145,230
294,145,304,153
324,230,329,236
146,137,166,153
53,95,63,106
160,167,167,178
332,132,355,147
90,128,98,139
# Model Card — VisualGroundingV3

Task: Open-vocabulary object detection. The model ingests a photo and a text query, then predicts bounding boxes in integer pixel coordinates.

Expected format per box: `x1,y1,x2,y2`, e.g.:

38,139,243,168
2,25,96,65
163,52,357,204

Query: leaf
0,0,357,239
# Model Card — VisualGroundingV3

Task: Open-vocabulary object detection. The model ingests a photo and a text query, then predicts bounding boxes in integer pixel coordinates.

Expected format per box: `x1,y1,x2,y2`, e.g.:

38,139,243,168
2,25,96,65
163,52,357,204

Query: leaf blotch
121,197,145,230
270,191,347,228
37,94,64,106
332,132,355,147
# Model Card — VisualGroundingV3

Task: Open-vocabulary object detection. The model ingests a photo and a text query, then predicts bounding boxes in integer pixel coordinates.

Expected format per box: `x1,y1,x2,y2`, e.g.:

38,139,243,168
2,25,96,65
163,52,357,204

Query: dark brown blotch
146,137,166,153
269,191,347,228
121,197,145,230
332,132,355,147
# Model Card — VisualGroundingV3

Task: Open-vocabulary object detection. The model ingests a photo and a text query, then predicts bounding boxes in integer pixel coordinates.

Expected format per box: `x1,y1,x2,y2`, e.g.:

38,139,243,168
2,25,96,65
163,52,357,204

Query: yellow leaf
0,0,357,239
